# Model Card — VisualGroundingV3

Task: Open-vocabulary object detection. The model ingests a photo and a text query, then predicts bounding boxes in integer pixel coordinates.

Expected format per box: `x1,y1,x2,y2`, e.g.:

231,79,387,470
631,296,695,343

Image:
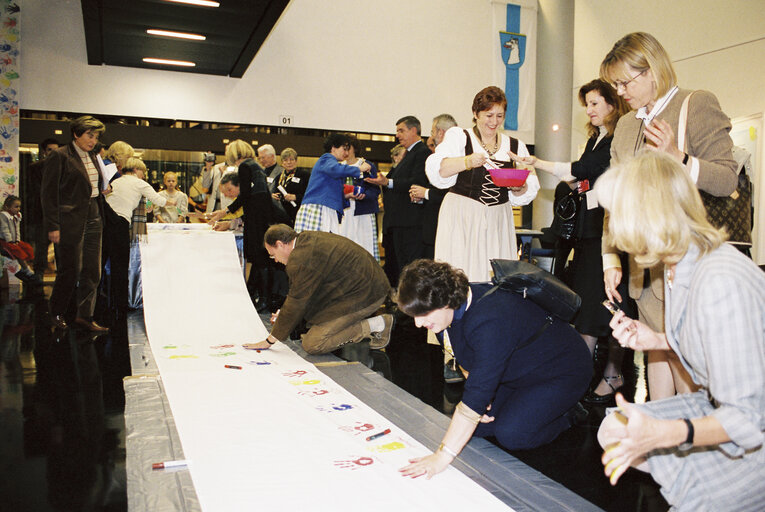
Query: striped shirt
73,143,100,198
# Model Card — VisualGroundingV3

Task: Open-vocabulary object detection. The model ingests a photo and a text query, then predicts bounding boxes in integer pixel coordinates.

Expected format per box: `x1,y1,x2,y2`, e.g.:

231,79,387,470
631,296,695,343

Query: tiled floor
0,287,668,511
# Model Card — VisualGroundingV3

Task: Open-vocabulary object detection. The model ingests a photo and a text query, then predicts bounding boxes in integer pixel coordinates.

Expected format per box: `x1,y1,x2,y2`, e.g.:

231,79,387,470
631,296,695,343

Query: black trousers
390,226,424,276
102,203,131,311
49,198,102,318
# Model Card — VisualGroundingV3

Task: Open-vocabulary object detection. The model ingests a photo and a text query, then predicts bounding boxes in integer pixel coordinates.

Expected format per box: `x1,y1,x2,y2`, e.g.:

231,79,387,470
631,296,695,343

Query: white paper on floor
140,224,514,511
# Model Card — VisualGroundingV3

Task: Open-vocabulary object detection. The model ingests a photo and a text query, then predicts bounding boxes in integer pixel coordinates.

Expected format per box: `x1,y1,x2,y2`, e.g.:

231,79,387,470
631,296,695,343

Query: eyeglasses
612,70,645,91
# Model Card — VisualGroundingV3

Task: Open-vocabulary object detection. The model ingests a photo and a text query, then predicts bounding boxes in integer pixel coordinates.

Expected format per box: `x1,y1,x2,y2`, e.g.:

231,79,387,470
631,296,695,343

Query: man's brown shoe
369,314,394,350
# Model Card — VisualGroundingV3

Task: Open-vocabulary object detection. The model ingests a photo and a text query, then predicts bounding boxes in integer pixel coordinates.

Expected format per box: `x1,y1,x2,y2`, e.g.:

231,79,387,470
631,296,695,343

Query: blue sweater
301,153,363,214
344,161,380,216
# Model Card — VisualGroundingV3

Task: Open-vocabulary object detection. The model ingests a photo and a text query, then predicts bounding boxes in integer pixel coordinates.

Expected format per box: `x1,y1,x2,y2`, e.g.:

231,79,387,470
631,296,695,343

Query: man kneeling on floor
243,224,393,354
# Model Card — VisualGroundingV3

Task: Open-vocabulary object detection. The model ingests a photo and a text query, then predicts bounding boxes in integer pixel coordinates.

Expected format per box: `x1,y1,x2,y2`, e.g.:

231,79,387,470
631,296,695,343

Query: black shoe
582,374,623,406
565,402,589,426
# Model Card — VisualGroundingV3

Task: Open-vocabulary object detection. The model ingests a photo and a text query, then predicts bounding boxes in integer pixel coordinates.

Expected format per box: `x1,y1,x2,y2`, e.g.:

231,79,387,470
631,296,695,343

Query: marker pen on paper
366,428,391,442
225,365,243,370
152,459,188,470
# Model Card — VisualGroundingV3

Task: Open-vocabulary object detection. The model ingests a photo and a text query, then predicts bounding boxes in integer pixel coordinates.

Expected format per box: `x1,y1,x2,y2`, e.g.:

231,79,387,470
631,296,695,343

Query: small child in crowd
0,195,41,284
155,171,189,223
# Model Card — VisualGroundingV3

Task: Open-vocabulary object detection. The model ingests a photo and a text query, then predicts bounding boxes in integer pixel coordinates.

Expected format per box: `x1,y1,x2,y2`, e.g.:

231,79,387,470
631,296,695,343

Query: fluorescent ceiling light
164,0,220,7
147,29,206,41
143,57,196,67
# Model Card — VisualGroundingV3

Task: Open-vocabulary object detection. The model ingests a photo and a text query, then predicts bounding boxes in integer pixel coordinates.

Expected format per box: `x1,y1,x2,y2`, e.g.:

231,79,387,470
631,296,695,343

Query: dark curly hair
323,133,351,153
395,259,469,317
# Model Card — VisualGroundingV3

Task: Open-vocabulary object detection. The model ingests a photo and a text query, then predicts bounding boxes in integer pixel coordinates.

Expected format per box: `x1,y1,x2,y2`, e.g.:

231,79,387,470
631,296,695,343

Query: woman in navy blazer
395,259,591,479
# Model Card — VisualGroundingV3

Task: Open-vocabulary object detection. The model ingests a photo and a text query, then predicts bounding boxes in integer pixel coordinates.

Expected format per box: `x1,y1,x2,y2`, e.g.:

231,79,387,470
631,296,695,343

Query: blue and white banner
494,1,536,143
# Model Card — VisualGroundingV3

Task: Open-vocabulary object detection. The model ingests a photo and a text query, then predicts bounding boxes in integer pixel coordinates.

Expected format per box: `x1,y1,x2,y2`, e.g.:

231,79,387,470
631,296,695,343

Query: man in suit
41,116,108,331
257,144,284,194
243,224,393,355
26,137,60,277
366,116,430,282
410,114,457,259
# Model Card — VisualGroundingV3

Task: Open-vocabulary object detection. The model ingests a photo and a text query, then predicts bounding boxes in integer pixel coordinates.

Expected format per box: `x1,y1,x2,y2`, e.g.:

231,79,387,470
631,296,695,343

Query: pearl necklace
473,127,499,156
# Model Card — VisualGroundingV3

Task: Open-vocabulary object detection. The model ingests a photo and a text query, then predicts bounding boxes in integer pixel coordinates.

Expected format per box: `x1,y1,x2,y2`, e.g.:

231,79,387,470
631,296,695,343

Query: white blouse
425,126,539,206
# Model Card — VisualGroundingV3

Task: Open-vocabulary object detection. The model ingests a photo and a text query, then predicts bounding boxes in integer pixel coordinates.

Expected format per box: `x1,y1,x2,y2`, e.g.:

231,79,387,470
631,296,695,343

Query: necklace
473,127,499,156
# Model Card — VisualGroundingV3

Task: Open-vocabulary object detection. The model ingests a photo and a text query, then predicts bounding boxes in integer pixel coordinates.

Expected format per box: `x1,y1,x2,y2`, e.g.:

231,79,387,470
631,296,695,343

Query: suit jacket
265,164,285,194
570,133,612,240
26,159,46,226
382,140,429,230
271,231,390,341
41,143,103,237
276,168,311,224
604,88,737,301
422,186,447,245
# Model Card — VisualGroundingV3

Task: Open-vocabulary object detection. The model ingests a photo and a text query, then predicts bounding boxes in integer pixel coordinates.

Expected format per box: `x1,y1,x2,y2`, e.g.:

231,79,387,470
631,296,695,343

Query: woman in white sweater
103,157,174,312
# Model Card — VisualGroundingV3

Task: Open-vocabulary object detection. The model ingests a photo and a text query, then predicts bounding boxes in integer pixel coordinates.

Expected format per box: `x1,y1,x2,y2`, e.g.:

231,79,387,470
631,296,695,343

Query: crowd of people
13,30,762,511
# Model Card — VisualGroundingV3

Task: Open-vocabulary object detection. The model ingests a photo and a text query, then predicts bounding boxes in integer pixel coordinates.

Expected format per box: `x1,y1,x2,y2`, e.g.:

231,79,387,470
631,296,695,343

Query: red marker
152,459,188,470
366,428,391,442
225,365,242,370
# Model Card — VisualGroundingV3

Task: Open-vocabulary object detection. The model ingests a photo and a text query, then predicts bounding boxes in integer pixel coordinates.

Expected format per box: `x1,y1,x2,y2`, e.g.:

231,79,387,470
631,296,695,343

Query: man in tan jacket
244,224,393,354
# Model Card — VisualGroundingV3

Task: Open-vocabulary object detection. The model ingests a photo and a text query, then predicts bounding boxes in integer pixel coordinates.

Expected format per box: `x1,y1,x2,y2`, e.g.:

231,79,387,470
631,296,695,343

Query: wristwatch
678,418,694,451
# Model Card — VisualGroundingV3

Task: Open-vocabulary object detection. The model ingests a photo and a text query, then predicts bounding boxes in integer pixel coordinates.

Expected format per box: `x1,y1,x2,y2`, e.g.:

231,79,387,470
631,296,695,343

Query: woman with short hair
293,133,371,234
396,259,591,479
425,86,539,281
596,151,764,510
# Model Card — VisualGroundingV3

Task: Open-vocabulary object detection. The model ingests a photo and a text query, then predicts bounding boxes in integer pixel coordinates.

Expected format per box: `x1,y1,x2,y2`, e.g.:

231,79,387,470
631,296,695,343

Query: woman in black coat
516,79,633,404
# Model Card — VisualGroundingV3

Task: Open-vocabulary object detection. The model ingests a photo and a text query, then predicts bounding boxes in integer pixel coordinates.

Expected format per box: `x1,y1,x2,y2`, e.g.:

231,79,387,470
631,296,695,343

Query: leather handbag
489,259,581,322
550,182,580,240
678,93,753,246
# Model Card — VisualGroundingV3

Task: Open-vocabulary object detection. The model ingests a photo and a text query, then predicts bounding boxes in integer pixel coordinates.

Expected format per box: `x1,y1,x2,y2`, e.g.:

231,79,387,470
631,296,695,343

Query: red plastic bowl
488,168,530,187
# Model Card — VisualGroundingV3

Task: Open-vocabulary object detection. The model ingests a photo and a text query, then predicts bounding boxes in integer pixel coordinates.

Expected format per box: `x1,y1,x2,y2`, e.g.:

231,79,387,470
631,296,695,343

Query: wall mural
0,1,19,201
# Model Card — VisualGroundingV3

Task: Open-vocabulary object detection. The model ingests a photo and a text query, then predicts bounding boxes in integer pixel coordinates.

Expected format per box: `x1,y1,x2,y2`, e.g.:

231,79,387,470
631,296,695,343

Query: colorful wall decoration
0,1,19,201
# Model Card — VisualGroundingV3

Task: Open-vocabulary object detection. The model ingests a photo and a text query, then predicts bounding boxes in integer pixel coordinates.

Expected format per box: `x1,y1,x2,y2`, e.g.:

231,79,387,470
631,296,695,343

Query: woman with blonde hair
209,139,283,311
105,141,134,172
596,151,764,510
599,32,738,400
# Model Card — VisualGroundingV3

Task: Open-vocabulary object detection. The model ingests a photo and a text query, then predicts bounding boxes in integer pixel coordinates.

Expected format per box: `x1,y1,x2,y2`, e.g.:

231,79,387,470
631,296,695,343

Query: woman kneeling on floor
395,259,592,479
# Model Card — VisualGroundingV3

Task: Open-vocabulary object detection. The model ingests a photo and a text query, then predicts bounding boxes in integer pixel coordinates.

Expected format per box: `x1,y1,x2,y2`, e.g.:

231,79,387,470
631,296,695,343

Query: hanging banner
0,1,19,201
495,1,537,143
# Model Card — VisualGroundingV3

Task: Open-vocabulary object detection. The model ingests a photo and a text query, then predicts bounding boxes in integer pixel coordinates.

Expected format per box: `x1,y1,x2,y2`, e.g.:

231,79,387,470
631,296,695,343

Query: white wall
21,0,508,135
568,0,765,262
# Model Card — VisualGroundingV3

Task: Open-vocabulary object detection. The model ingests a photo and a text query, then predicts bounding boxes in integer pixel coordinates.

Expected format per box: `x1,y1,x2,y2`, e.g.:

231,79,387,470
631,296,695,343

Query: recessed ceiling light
164,0,220,7
143,57,196,67
147,29,206,41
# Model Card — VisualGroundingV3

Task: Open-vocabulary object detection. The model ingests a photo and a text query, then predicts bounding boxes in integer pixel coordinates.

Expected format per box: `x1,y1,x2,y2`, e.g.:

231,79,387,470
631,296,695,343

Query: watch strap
678,418,694,450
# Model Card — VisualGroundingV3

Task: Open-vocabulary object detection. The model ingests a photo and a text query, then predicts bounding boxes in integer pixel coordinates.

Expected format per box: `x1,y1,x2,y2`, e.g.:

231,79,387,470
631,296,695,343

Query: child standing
0,195,41,284
155,171,189,223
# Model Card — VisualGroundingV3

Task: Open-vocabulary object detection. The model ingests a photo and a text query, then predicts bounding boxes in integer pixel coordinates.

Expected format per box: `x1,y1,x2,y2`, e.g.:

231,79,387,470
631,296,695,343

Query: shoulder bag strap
676,91,694,153
476,286,554,351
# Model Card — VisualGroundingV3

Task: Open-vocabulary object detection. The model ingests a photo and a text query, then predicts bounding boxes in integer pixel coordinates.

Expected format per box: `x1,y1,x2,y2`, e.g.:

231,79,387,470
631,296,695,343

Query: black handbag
550,182,580,240
489,259,581,322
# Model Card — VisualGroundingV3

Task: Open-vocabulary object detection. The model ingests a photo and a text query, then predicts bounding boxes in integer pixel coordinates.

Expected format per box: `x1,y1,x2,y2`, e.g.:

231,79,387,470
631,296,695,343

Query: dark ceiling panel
81,0,290,77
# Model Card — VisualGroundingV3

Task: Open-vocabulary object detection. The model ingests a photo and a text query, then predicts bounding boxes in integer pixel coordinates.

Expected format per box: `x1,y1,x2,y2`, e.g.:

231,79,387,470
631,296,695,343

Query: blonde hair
123,157,147,174
106,141,135,170
280,147,297,160
163,171,177,181
390,144,405,160
600,32,677,100
598,151,725,268
225,139,255,163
